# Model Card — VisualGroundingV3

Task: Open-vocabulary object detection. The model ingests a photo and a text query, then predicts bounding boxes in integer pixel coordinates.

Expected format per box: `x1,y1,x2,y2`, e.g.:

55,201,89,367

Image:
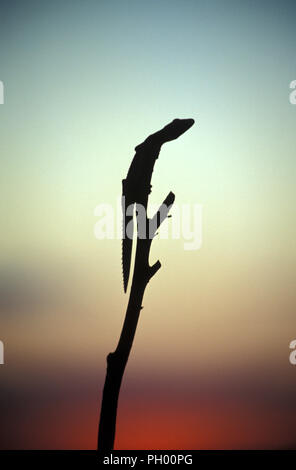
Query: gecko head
162,118,195,142
172,118,195,131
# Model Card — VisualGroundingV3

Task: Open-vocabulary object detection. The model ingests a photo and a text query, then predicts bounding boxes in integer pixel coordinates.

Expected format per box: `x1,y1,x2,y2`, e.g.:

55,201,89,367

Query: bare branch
149,191,175,236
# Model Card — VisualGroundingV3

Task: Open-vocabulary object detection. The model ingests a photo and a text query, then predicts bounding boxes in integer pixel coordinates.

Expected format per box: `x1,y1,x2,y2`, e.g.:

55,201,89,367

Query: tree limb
97,193,175,451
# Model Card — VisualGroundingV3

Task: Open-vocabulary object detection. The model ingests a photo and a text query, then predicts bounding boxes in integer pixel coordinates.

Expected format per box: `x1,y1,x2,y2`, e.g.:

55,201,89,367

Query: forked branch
98,194,175,451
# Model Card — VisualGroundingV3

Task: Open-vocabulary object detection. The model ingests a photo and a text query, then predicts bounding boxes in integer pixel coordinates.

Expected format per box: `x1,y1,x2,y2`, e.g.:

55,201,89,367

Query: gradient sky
1,0,296,449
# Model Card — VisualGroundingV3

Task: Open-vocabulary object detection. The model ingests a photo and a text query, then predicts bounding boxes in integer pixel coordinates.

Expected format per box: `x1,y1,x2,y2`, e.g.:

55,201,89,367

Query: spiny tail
121,180,134,292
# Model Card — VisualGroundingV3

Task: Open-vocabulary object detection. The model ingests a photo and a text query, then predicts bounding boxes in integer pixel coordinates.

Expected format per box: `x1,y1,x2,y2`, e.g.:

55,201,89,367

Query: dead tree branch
98,194,175,451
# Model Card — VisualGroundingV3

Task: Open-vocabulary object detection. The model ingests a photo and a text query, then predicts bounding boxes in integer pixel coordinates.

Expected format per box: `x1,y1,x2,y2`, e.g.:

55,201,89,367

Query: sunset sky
1,0,296,449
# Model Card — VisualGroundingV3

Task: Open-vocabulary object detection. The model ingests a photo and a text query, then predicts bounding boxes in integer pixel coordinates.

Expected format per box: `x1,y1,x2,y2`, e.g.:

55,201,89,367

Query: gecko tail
122,180,135,293
122,236,132,292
